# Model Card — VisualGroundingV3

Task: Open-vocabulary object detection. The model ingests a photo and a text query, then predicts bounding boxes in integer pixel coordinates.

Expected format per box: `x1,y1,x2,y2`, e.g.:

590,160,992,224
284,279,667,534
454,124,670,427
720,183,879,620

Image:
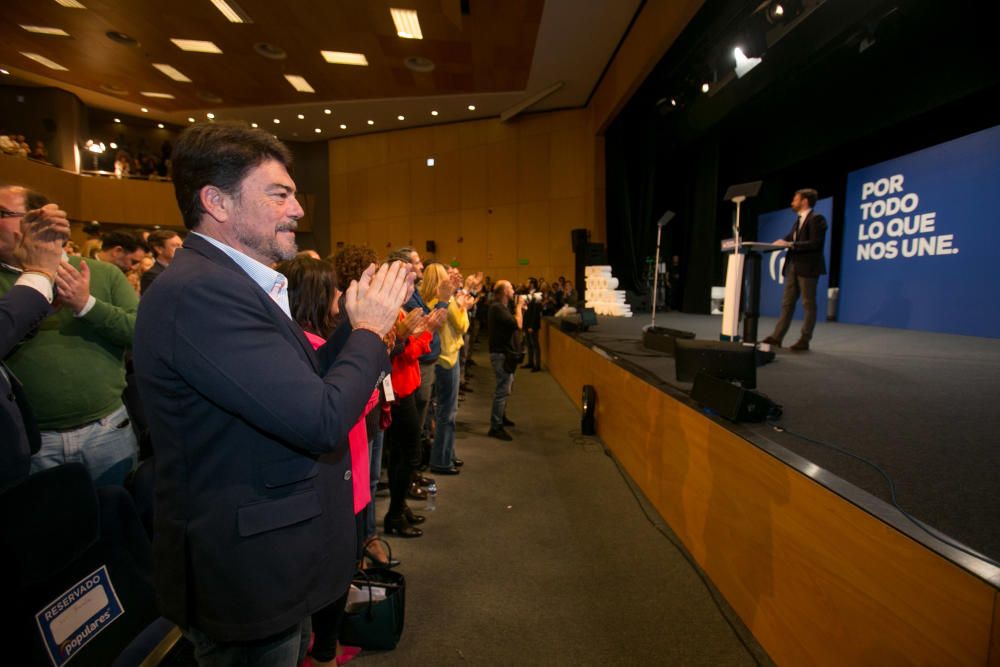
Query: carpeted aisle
360,350,771,666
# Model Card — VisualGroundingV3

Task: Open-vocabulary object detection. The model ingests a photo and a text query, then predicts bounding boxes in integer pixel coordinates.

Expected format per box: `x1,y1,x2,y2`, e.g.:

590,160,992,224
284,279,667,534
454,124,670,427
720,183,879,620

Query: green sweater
0,256,138,429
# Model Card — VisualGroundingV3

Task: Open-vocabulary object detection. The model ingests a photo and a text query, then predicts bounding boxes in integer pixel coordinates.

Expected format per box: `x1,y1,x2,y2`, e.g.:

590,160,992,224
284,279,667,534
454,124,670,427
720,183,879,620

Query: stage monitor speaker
560,318,580,333
675,338,757,389
425,240,436,253
571,228,589,253
691,371,776,422
642,327,695,356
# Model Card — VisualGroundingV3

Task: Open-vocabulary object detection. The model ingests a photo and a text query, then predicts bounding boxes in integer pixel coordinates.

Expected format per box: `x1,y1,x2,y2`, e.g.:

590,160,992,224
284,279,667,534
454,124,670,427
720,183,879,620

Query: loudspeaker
571,228,589,253
674,338,757,389
425,240,436,253
641,326,695,356
691,371,778,422
581,385,596,435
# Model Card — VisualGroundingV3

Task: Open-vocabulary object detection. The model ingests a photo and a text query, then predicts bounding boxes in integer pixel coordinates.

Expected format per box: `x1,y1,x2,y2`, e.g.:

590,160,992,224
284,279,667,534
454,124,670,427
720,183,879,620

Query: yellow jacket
428,297,469,368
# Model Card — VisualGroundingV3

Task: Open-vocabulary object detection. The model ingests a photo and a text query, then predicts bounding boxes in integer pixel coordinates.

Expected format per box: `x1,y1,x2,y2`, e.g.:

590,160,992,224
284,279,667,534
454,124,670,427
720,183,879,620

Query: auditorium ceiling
0,0,643,140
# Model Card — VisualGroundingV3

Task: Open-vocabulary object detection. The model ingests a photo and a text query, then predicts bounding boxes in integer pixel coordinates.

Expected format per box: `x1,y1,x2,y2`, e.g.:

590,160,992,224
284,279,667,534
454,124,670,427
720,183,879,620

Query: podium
719,180,762,342
722,241,784,343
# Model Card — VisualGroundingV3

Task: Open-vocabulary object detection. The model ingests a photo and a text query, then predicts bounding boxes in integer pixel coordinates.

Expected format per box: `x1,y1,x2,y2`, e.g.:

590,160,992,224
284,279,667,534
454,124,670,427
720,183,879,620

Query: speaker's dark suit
772,211,828,343
1,284,49,490
782,211,828,278
133,234,387,642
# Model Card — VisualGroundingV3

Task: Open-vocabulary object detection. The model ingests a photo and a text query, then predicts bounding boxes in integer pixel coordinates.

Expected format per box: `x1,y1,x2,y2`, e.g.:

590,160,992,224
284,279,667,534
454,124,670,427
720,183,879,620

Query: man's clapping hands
345,261,416,337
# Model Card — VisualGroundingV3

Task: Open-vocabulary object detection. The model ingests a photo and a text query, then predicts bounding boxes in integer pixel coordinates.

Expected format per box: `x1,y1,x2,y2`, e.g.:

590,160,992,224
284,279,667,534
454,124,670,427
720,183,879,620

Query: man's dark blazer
133,233,387,642
139,260,165,294
0,284,49,490
782,211,828,278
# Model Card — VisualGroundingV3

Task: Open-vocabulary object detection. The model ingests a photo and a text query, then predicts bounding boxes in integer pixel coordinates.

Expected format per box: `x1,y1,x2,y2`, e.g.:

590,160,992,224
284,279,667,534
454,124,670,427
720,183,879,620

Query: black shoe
429,465,461,475
531,368,541,373
520,364,532,369
502,416,515,427
384,513,423,538
761,336,782,347
412,473,435,487
408,482,427,500
452,458,464,467
789,339,810,351
402,505,426,524
460,383,473,393
488,428,513,441
467,358,478,367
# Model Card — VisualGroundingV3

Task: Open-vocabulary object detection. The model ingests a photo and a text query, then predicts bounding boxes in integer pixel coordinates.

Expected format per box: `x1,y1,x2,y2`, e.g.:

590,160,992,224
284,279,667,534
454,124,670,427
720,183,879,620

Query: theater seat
0,463,190,665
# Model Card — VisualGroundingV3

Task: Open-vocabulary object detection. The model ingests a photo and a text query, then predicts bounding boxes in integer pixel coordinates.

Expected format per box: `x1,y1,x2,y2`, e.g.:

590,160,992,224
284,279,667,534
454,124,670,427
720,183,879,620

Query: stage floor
570,312,1000,562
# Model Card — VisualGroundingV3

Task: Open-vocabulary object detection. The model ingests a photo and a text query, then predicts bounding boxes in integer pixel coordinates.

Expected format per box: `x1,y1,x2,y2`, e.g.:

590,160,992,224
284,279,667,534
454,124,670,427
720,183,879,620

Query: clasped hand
345,261,415,337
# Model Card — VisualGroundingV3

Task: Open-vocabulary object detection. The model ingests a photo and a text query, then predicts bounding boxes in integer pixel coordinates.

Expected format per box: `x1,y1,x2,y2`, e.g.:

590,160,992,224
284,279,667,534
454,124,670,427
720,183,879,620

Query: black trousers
524,329,540,369
772,262,819,343
386,393,420,516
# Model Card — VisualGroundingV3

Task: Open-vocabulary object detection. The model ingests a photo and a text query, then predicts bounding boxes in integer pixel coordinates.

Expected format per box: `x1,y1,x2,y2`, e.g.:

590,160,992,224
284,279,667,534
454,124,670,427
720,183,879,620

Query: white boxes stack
584,265,632,317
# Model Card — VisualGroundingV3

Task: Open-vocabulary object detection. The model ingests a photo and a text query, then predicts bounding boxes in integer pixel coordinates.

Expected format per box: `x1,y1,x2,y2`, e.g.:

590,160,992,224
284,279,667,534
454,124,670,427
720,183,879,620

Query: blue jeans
185,618,312,667
31,403,138,486
430,363,460,470
366,429,384,537
490,353,514,430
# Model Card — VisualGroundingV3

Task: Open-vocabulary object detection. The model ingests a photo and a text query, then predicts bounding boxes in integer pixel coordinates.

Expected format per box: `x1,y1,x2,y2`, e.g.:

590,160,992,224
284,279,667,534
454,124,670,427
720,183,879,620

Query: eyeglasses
0,210,25,219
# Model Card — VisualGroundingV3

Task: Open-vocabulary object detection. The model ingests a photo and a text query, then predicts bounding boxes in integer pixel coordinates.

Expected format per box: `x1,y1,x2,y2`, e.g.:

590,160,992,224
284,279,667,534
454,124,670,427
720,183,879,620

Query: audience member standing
522,278,543,372
0,185,140,486
487,280,524,440
0,195,70,490
141,229,183,293
134,123,412,663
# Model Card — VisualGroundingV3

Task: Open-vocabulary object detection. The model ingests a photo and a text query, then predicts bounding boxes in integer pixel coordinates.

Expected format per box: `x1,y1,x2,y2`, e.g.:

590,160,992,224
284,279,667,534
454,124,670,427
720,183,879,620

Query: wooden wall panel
516,133,551,203
328,109,599,278
486,141,519,207
459,208,489,269
544,322,999,667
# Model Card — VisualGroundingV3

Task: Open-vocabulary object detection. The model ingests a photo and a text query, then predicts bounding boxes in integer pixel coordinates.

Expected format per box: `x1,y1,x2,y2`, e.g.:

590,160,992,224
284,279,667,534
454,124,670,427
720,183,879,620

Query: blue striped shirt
192,232,291,319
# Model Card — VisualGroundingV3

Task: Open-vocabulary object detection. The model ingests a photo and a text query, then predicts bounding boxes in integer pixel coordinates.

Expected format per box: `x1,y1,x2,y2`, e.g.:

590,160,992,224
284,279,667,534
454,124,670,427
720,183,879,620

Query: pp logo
769,250,787,285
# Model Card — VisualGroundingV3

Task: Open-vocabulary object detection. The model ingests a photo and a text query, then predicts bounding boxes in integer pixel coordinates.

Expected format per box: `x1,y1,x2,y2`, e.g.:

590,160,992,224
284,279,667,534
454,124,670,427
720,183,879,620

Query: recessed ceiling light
113,118,121,123
404,56,435,72
206,112,215,119
320,50,369,66
105,31,140,46
0,69,9,75
20,25,70,36
20,52,68,71
467,104,476,111
109,142,117,149
701,82,710,93
390,8,423,39
367,120,374,126
54,0,87,7
210,0,253,23
253,42,286,60
285,75,315,93
141,91,175,99
314,128,322,133
157,123,165,129
297,113,305,119
152,63,191,82
431,110,438,116
324,109,332,115
397,115,405,121
273,118,281,124
250,122,258,128
426,157,435,167
187,117,196,123
140,107,149,113
339,124,347,129
170,39,223,54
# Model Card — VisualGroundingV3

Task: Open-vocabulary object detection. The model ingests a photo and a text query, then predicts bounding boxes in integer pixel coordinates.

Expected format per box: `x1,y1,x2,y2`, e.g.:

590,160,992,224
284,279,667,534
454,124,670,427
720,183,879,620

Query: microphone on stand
644,210,675,332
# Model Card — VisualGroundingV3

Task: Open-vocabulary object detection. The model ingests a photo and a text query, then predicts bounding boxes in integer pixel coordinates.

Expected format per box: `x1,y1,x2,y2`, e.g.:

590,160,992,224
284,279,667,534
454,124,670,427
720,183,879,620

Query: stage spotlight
766,0,801,24
701,82,710,94
733,47,762,78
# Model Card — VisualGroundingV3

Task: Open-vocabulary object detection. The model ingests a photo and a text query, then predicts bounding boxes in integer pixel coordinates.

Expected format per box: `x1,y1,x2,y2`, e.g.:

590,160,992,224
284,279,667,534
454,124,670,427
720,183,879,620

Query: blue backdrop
838,124,1000,338
756,197,833,320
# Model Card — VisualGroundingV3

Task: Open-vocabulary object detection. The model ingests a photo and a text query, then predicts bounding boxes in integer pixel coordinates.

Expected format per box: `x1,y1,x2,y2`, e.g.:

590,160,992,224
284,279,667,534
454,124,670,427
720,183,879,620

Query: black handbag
340,567,406,650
